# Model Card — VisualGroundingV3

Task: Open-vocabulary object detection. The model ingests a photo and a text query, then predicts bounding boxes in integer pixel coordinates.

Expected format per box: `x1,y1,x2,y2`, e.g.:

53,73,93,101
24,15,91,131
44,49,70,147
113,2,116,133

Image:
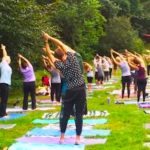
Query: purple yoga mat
139,103,150,108
17,136,107,145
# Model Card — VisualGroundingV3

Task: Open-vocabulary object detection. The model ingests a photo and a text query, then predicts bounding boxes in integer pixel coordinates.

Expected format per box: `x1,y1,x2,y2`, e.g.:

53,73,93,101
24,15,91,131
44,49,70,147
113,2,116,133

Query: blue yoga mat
0,113,26,121
32,119,59,124
9,142,85,150
32,118,107,125
27,127,110,137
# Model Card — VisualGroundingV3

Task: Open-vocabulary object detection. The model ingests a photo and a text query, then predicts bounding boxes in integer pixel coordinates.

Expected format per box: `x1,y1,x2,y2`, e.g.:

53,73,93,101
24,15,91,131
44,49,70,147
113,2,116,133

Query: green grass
1,75,150,150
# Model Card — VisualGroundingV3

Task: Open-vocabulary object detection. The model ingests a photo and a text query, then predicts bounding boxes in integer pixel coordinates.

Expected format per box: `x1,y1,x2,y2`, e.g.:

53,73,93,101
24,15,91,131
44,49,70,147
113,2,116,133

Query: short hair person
18,54,36,110
42,32,86,145
0,44,12,117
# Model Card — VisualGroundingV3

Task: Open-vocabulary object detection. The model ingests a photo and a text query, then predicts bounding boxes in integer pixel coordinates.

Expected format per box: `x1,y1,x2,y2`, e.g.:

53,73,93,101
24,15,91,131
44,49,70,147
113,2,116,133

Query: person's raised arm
127,57,138,70
18,57,22,69
111,49,125,60
18,53,31,66
43,42,57,63
42,31,76,54
1,44,8,58
42,55,56,69
42,32,68,53
110,49,120,66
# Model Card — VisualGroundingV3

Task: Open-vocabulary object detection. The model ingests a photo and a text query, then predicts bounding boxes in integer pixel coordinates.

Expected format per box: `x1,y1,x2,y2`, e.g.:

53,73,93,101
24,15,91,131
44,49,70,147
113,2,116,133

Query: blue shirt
0,60,12,85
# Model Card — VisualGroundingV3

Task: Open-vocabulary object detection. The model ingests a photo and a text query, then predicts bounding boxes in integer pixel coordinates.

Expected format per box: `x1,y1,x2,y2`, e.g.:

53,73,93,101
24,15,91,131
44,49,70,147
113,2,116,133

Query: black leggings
147,65,150,76
60,86,86,136
51,83,61,102
104,71,109,81
137,79,147,102
23,81,36,110
0,83,9,116
121,76,131,98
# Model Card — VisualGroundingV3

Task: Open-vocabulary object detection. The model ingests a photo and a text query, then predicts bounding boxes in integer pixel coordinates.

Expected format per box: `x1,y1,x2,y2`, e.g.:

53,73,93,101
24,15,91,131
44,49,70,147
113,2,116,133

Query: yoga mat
7,107,55,113
115,101,124,104
32,119,59,124
144,142,150,148
110,90,120,95
124,101,138,105
144,123,150,129
36,107,55,111
0,113,26,121
82,118,108,125
43,124,93,130
37,99,51,103
139,103,150,108
118,93,136,98
32,118,108,125
26,128,110,137
124,100,150,105
9,142,85,150
147,134,150,138
42,111,109,119
144,110,150,114
17,136,107,145
0,124,16,129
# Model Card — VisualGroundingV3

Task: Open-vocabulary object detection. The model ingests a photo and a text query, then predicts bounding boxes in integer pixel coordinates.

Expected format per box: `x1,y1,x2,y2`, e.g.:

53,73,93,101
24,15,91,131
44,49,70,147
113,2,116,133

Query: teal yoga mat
9,142,85,150
27,128,110,137
0,113,26,121
32,118,107,125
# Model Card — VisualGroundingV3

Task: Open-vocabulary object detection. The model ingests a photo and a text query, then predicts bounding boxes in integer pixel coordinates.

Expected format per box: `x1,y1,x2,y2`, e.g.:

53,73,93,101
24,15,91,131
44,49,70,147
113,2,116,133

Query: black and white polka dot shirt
54,52,84,89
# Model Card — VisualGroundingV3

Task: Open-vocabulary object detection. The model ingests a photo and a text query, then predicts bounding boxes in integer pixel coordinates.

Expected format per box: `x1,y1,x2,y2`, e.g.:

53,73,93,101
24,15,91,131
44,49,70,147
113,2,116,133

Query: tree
100,0,120,19
98,17,144,55
51,0,105,60
0,0,56,68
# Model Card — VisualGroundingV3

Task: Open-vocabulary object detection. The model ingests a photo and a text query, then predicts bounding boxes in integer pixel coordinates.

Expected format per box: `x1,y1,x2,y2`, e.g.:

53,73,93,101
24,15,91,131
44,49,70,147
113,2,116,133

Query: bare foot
59,134,64,144
75,135,81,145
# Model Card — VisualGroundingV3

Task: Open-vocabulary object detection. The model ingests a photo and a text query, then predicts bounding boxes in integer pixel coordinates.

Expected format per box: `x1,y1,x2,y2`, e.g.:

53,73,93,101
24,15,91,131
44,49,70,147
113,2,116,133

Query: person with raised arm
83,62,94,92
111,49,131,99
128,57,147,102
18,54,36,110
42,32,86,145
43,56,61,104
0,44,12,118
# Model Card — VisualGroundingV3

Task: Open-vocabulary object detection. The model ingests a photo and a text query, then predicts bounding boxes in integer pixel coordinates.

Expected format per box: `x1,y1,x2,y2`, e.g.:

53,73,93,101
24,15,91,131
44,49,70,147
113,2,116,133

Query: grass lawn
0,75,150,150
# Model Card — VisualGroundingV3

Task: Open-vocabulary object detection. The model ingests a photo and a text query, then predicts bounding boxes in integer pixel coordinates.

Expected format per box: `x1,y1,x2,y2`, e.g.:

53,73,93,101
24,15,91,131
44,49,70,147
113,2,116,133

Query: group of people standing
0,32,87,144
83,54,113,92
111,49,148,102
0,32,149,145
0,45,36,118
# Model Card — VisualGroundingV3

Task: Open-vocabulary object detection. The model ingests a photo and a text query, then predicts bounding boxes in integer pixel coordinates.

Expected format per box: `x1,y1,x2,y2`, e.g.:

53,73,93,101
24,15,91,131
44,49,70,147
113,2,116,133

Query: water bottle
107,97,110,104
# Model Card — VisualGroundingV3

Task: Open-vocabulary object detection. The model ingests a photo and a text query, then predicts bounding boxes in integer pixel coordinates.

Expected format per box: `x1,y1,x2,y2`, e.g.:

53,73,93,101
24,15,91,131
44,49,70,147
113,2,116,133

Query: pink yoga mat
144,123,150,129
118,93,136,98
17,136,107,145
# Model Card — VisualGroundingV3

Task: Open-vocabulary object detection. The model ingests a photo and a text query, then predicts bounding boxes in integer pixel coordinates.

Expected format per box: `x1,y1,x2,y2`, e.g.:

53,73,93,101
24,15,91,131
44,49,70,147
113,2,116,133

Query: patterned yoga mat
42,110,109,119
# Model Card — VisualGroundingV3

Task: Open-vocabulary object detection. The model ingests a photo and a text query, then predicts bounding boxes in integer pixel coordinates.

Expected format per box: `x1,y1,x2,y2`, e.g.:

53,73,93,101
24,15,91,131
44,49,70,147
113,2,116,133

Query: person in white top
106,57,113,79
0,44,12,117
93,54,102,85
83,62,94,92
102,57,110,82
111,49,131,99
